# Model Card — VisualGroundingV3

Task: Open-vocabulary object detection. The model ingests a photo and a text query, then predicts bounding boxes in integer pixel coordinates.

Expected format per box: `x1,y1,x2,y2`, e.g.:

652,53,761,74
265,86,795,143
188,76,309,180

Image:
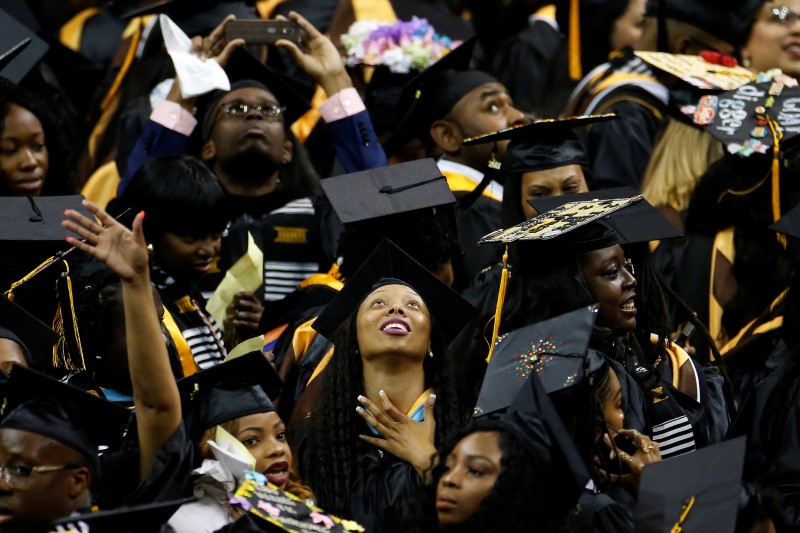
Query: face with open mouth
580,245,638,333
436,431,502,526
232,412,293,490
744,1,800,78
355,284,432,361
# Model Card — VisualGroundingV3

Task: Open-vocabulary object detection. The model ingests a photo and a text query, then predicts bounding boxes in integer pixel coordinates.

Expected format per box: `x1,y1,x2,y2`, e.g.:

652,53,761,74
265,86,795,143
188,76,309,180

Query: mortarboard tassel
486,246,511,363
766,116,788,249
669,495,696,533
568,0,582,81
52,262,87,372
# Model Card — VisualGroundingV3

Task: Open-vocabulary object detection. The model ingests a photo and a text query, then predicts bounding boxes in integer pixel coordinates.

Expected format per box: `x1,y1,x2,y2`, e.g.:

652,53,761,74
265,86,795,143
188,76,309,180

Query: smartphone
224,20,306,47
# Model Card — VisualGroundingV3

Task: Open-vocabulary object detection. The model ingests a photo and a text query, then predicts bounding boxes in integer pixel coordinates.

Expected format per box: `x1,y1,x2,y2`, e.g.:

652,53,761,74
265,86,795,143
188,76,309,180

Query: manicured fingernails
357,395,366,403
355,406,365,415
139,210,145,221
379,390,386,398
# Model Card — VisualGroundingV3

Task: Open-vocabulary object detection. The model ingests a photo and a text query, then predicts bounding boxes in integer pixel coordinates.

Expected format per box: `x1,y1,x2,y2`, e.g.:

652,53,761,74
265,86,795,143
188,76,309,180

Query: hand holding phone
224,20,306,47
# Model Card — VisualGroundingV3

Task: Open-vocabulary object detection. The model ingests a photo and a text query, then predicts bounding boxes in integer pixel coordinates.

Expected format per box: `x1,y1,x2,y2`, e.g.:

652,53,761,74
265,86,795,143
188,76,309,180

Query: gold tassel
568,0,582,81
52,261,87,371
767,116,787,249
5,255,57,301
486,247,511,364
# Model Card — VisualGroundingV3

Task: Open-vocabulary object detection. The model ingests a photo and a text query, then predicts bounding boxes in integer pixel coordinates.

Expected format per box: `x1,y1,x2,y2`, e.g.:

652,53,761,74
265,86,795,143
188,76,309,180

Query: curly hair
301,312,465,514
198,419,316,504
0,79,75,196
385,418,582,533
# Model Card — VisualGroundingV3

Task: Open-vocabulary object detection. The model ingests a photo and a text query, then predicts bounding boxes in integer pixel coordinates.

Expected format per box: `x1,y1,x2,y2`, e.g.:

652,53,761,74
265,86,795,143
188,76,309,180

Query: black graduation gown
453,192,504,283
731,373,800,530
293,420,420,533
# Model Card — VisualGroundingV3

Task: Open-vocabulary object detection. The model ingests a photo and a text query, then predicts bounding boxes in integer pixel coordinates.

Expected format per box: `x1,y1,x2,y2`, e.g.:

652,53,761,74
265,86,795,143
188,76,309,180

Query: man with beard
119,18,386,314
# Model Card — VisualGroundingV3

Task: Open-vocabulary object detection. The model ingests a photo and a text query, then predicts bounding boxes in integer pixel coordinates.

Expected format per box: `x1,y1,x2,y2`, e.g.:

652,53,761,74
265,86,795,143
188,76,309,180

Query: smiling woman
298,240,477,532
110,154,232,369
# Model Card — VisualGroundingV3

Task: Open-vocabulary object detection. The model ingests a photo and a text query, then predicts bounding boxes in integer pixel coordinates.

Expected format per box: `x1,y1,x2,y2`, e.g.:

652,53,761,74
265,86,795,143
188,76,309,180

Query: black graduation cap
387,37,497,152
684,81,800,158
200,48,315,139
0,8,48,84
645,0,764,48
634,436,747,532
771,202,800,238
528,187,683,244
177,350,282,436
462,115,616,174
0,39,30,73
0,196,94,243
312,238,477,342
480,195,642,245
50,498,191,533
0,364,130,464
320,158,456,224
0,296,58,367
497,359,592,515
475,306,602,416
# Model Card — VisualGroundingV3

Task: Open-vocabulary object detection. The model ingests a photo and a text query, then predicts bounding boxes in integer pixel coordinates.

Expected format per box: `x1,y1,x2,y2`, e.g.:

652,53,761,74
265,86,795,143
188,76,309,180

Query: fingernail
63,209,69,216
429,394,437,401
357,395,366,403
139,210,145,221
379,390,386,398
355,406,364,414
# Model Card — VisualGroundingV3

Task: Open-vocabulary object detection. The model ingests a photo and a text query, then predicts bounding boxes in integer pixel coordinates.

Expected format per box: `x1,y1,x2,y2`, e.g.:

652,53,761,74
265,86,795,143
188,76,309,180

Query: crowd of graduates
3,0,800,531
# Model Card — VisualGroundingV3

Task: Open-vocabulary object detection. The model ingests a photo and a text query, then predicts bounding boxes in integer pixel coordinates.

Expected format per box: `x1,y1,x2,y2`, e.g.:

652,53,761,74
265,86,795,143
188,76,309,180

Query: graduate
297,239,476,532
388,38,527,280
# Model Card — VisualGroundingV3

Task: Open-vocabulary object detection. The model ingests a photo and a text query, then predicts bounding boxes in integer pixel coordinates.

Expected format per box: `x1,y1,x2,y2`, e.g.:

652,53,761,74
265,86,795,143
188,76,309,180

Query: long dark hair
385,418,581,533
302,313,464,514
0,79,74,195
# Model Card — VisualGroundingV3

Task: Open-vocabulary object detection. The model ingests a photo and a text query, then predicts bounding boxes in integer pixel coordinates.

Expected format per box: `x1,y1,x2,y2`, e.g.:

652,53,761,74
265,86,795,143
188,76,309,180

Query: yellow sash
441,170,502,202
162,307,200,377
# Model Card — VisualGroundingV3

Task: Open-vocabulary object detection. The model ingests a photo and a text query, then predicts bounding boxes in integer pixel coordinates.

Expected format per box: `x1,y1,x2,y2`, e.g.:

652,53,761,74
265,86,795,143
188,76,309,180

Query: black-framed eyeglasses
771,6,800,24
220,103,286,121
0,463,81,489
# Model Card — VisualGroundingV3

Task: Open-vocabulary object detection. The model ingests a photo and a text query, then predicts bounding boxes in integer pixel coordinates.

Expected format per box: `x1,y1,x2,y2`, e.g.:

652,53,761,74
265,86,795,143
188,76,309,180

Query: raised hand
275,11,352,96
190,14,245,67
356,390,438,478
62,200,149,284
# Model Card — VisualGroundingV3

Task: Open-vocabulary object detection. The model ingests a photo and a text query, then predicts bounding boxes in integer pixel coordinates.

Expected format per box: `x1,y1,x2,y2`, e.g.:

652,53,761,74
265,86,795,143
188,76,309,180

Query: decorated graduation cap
475,306,602,412
177,350,282,438
50,499,190,533
387,37,498,152
528,187,682,244
479,196,641,359
200,48,315,140
312,238,477,342
462,114,616,175
494,354,593,514
0,296,58,367
320,158,455,224
634,51,755,92
646,0,764,49
479,195,642,245
0,364,130,465
0,8,48,84
684,78,800,244
634,436,747,532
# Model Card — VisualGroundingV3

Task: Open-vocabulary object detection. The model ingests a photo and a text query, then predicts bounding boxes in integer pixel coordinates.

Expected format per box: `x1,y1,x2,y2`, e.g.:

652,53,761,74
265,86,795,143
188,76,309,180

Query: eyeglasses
0,463,81,489
771,6,800,25
220,103,286,121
